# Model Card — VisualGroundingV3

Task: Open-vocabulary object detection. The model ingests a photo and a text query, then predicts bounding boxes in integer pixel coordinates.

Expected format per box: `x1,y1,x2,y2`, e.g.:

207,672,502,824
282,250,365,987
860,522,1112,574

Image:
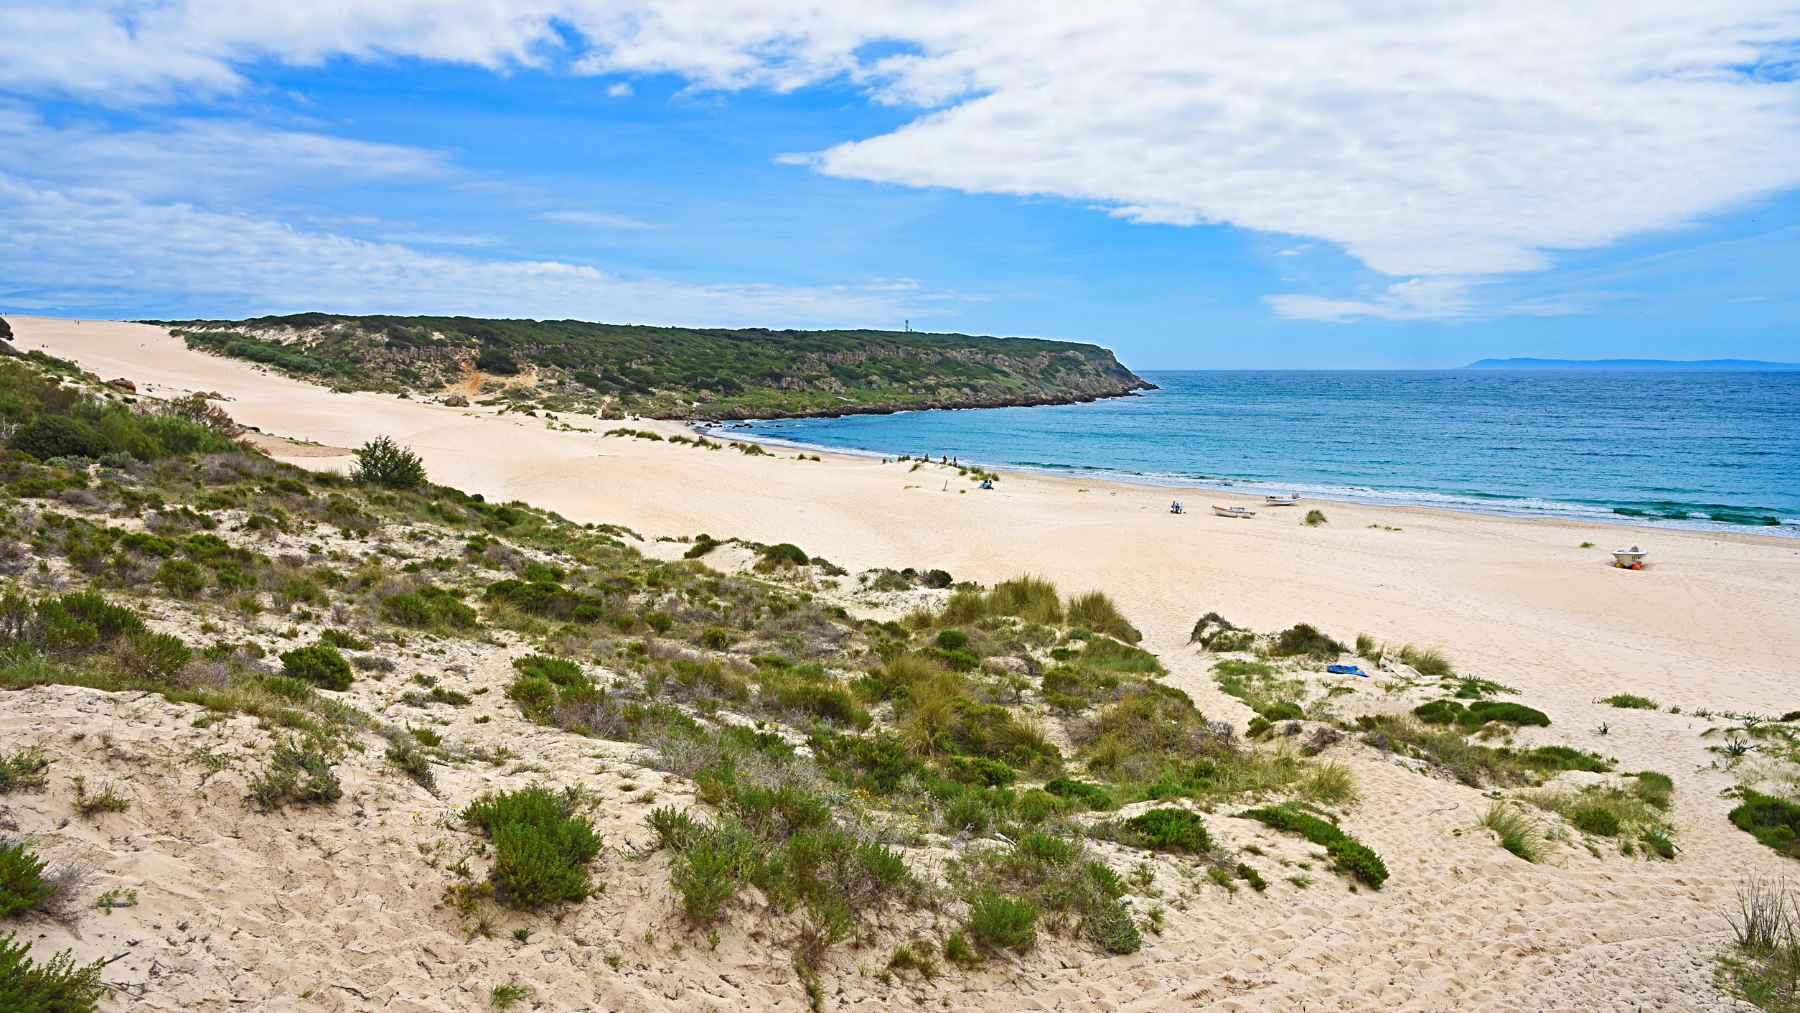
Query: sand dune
8,314,1798,1010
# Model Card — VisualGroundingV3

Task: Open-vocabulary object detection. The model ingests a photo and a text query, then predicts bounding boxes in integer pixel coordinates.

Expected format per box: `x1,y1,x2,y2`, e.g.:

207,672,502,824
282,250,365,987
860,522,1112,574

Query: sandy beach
10,314,1800,1010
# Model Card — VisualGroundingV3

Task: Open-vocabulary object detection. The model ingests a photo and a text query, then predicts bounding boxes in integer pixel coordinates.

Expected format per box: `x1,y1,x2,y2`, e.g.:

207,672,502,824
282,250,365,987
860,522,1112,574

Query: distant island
1468,356,1800,371
155,313,1154,420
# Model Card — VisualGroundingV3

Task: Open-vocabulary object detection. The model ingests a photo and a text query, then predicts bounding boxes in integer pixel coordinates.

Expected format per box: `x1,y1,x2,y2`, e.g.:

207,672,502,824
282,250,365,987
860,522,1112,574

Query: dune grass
1479,801,1546,862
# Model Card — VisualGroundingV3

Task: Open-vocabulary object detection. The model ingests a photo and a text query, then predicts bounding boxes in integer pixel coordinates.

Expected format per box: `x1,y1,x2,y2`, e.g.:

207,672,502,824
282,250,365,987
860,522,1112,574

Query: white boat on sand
1612,546,1648,570
1213,504,1257,519
1264,493,1301,506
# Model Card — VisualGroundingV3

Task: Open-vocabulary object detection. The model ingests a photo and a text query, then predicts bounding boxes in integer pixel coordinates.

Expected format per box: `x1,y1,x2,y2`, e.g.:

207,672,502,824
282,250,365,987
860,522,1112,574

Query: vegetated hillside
158,313,1154,419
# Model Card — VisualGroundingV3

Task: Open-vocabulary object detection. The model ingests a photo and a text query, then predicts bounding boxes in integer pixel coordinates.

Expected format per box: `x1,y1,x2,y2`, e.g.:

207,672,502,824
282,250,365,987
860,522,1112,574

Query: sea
725,370,1800,536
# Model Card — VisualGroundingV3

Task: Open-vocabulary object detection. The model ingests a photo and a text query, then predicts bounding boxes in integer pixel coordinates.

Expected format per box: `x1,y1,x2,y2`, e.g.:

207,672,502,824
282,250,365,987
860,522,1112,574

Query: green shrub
1568,801,1621,837
386,741,437,794
1065,591,1141,643
934,629,970,651
1600,694,1659,710
1516,745,1611,773
1271,624,1344,659
0,932,105,1012
1730,791,1800,858
1479,802,1545,862
0,840,55,917
247,742,342,810
352,436,428,489
1464,701,1549,728
0,749,50,795
9,416,111,460
1044,778,1115,810
986,576,1063,625
278,644,353,690
1413,699,1549,729
966,890,1038,952
1632,771,1674,811
1240,803,1388,888
1122,808,1212,853
464,785,601,909
1303,509,1327,527
154,558,209,598
381,586,478,630
756,542,810,569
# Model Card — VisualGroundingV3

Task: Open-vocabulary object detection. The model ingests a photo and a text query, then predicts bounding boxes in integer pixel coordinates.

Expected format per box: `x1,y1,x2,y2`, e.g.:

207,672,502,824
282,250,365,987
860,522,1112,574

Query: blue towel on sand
1327,664,1367,677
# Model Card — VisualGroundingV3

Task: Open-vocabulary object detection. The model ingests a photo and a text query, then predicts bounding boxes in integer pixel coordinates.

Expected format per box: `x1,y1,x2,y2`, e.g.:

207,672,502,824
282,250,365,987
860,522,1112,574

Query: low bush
0,839,55,917
463,785,601,909
0,932,105,1012
352,436,428,490
278,644,353,691
1121,808,1212,853
756,542,810,569
1600,693,1659,711
380,586,478,630
247,742,343,810
1065,591,1141,644
1270,624,1344,659
1043,777,1115,810
966,890,1038,953
1303,509,1327,526
1730,790,1800,859
1240,803,1388,888
1413,699,1549,729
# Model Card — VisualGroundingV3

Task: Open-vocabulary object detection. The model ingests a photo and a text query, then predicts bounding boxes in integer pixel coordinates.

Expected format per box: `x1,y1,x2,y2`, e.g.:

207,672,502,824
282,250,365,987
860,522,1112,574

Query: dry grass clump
1064,591,1141,643
1721,876,1800,1012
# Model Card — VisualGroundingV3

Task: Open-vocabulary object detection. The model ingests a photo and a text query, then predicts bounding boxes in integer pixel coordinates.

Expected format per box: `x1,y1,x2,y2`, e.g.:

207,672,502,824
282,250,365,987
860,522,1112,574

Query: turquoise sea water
728,370,1800,535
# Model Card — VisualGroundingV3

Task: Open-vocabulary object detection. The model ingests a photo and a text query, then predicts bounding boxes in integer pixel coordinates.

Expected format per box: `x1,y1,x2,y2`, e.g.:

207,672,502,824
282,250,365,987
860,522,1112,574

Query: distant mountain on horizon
1467,356,1800,371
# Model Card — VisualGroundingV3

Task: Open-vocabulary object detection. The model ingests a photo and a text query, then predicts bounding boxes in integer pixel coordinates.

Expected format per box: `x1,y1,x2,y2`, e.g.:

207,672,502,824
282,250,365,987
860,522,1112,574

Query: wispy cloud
536,210,659,230
0,176,943,326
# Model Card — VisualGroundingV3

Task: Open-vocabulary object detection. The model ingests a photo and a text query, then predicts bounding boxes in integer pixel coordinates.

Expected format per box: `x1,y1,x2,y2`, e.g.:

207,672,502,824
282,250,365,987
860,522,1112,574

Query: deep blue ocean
729,370,1800,535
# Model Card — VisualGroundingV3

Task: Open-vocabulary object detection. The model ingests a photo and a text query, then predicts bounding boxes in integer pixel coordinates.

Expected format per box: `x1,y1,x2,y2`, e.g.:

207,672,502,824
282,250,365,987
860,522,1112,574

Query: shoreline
12,316,1800,709
701,419,1800,544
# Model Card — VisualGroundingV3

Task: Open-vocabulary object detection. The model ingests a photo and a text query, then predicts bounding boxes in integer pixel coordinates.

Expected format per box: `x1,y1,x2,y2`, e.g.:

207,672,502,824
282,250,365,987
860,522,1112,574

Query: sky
1,3,1798,369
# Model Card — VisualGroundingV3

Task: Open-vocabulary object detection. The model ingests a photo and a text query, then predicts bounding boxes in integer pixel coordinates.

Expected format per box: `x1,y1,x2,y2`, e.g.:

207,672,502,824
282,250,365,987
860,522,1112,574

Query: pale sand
10,314,1800,1010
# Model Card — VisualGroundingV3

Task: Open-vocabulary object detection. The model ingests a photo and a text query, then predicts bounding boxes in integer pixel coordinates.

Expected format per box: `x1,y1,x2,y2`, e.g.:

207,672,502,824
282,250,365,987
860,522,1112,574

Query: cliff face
162,314,1155,419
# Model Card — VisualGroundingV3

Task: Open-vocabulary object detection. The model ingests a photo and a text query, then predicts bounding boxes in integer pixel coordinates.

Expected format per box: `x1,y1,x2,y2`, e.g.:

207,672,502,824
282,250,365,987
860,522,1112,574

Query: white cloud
0,106,446,202
536,210,659,230
606,81,633,97
1266,277,1580,323
0,176,938,327
4,2,1800,318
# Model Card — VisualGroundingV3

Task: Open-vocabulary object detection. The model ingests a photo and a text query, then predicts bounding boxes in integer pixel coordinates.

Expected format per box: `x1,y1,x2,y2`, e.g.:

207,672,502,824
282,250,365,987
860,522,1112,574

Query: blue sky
2,4,1798,368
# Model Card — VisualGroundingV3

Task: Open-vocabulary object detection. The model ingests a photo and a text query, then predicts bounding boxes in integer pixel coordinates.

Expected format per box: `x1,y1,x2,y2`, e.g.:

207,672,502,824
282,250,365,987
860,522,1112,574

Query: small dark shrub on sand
463,785,601,909
352,436,427,489
0,932,105,1012
1241,803,1388,888
1731,790,1800,859
1271,624,1344,659
278,643,353,690
1121,808,1212,853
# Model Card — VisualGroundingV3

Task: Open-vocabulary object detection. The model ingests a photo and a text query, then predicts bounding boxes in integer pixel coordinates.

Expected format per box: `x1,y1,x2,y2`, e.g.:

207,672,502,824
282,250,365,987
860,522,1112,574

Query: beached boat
1212,504,1256,519
1612,546,1648,570
1264,493,1301,506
